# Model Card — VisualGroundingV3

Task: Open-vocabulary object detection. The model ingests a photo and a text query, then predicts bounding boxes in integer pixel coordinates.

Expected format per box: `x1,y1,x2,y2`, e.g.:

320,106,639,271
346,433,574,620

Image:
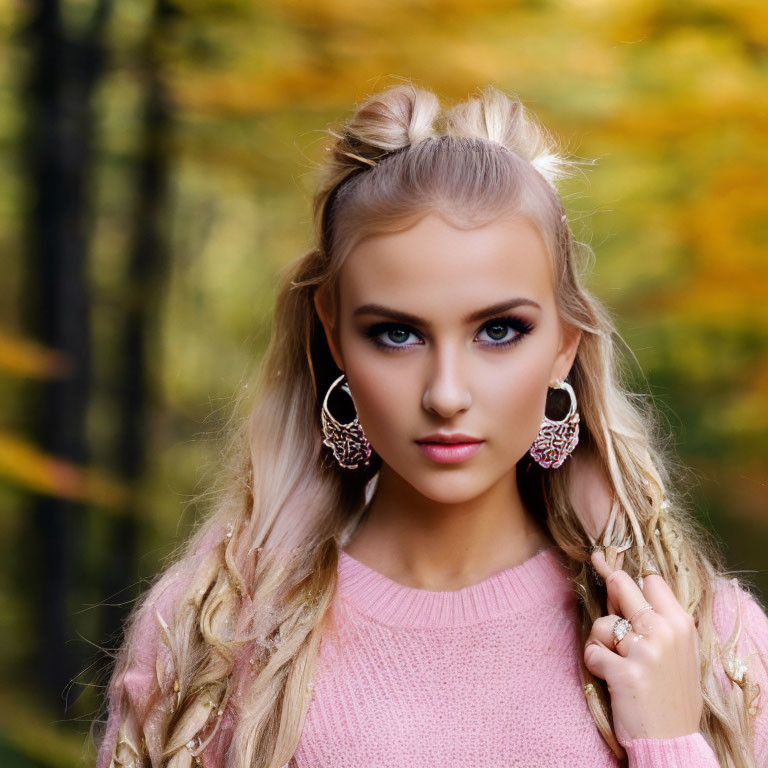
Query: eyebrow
352,298,542,325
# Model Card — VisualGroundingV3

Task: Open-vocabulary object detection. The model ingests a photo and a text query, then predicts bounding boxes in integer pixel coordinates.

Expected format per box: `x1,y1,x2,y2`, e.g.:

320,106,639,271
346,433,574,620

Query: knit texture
97,543,768,768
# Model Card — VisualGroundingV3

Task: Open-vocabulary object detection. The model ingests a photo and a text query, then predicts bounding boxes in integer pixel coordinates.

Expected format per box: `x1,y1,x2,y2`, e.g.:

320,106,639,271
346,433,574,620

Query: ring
612,617,632,647
628,603,653,624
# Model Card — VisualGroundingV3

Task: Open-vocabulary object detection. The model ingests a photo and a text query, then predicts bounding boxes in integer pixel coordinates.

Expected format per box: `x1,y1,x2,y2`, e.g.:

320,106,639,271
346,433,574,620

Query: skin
314,209,704,740
314,211,580,589
586,549,704,742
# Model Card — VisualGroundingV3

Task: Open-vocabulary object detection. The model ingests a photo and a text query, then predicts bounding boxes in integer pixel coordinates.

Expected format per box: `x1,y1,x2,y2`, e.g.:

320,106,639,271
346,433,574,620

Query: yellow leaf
0,431,130,511
0,330,71,378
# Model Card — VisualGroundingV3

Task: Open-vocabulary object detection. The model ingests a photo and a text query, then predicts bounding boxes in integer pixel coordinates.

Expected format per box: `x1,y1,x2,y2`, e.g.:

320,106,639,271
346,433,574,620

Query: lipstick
414,433,484,465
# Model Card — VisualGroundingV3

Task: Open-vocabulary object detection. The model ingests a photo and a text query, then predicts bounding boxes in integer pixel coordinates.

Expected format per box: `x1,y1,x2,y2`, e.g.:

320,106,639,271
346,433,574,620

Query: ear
313,287,345,372
550,321,581,385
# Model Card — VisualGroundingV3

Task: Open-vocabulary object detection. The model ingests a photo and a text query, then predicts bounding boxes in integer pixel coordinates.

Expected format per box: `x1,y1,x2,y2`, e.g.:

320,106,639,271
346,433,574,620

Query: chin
399,471,492,505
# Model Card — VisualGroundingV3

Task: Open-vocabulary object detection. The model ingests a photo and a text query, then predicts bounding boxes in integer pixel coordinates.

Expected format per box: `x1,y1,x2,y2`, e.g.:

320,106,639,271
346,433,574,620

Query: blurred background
0,0,766,765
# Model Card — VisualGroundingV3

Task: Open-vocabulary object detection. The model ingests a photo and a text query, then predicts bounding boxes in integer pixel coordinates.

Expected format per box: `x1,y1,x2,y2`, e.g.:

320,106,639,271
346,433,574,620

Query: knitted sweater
98,542,768,768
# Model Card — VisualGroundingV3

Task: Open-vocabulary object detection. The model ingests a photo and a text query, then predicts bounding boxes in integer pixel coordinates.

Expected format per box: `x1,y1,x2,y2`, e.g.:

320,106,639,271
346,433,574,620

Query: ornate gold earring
321,374,372,469
529,378,580,469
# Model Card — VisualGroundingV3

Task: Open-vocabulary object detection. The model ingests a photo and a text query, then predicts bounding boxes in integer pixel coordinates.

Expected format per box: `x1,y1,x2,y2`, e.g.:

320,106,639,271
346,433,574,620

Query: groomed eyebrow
352,298,542,325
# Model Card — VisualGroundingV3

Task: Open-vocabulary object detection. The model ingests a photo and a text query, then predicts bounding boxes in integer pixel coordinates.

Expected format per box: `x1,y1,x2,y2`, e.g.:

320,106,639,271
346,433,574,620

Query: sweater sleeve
622,577,768,768
96,526,231,768
623,732,719,767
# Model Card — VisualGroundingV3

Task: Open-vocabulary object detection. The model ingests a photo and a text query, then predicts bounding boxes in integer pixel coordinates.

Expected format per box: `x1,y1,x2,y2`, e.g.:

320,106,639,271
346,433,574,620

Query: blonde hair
99,82,763,768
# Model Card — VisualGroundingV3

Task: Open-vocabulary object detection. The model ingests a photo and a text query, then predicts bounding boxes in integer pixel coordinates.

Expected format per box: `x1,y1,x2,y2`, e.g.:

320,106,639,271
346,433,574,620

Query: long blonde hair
99,82,762,768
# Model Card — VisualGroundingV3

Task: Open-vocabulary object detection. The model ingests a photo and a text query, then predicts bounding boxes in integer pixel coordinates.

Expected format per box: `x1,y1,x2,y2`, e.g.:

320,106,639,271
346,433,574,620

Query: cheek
341,342,408,445
481,347,552,447
338,324,558,462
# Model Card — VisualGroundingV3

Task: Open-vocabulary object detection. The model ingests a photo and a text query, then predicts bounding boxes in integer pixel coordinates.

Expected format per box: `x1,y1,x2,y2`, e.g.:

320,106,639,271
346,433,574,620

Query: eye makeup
362,315,534,352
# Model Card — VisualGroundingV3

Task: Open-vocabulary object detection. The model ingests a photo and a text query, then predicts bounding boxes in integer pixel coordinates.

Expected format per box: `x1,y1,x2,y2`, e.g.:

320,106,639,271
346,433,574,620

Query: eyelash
363,315,534,352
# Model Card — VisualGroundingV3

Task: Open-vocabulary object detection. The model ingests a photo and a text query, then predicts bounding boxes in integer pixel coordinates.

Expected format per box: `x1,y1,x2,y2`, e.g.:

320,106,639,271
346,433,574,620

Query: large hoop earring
529,378,580,469
321,374,372,470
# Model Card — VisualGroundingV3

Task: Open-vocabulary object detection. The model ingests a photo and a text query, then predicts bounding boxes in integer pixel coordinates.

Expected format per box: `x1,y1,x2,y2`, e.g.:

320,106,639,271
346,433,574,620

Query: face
314,211,581,505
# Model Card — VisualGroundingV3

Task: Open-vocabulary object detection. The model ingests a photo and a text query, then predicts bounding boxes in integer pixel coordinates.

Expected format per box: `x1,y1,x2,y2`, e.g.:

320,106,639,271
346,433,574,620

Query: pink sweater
98,543,768,767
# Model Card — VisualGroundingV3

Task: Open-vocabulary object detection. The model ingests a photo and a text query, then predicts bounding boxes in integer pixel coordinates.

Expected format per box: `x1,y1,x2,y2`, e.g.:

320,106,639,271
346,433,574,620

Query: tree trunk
21,0,112,708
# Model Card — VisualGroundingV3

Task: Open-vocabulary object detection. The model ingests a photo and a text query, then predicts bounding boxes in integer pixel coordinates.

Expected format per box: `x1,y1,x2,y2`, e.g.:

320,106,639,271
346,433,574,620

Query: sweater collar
337,545,575,628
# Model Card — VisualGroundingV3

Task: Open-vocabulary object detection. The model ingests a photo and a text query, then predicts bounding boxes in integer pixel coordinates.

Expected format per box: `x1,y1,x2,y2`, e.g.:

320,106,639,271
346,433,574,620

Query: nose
421,345,472,418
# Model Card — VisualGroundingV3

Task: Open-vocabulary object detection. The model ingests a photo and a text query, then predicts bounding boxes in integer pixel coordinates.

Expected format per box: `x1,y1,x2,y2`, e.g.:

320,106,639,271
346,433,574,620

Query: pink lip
415,438,484,464
417,433,481,444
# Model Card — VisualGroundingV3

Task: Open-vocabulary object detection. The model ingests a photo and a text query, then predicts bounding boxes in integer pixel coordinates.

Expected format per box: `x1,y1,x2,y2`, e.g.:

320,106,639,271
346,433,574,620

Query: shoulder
710,575,768,760
135,525,222,617
97,524,230,767
118,524,229,702
711,575,768,650
142,524,227,616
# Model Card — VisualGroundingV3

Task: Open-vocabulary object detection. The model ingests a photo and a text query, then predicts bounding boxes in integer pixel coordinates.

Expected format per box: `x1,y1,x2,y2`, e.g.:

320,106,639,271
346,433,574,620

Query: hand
584,549,703,745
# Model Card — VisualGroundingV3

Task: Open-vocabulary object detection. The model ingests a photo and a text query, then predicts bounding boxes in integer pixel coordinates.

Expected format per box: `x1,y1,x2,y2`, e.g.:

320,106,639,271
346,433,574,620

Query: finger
606,551,624,615
591,614,646,657
591,550,658,625
592,548,619,615
589,547,613,581
584,637,622,681
635,573,689,621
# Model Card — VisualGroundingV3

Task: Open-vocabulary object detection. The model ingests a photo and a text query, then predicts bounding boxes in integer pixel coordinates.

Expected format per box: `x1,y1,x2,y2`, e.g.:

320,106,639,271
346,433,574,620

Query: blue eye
476,318,532,347
363,316,533,352
365,324,422,350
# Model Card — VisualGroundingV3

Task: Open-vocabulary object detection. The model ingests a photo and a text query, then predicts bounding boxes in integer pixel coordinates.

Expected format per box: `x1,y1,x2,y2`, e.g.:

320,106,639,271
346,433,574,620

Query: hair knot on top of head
319,83,588,222
325,84,441,171
313,83,593,270
440,84,580,191
345,83,441,150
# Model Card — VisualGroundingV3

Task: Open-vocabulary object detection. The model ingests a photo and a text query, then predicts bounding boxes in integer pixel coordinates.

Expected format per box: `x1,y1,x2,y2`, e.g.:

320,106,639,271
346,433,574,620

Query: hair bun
332,84,440,157
444,84,578,190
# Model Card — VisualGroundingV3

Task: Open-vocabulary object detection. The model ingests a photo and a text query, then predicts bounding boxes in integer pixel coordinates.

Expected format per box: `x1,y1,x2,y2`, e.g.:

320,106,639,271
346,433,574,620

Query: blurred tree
101,0,175,662
0,0,765,763
20,0,114,707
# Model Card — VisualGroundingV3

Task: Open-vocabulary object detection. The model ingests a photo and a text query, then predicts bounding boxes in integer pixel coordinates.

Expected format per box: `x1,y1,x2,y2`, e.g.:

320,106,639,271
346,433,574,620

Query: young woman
96,83,768,768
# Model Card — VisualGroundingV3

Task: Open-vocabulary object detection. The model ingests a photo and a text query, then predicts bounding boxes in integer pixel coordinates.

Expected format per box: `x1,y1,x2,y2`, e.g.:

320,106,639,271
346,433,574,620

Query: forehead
338,212,555,315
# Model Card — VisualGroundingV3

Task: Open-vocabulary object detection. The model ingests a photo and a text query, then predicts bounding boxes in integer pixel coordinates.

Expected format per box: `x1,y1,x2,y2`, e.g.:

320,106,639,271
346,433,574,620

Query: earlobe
313,289,345,371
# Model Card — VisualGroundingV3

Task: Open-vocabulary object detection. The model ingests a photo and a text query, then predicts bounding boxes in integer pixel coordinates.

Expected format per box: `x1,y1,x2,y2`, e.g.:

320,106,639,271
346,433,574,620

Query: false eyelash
363,315,534,352
477,315,535,348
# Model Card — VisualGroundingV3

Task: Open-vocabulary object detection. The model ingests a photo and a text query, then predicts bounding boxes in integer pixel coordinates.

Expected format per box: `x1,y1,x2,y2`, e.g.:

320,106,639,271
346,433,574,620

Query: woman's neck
341,466,554,592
